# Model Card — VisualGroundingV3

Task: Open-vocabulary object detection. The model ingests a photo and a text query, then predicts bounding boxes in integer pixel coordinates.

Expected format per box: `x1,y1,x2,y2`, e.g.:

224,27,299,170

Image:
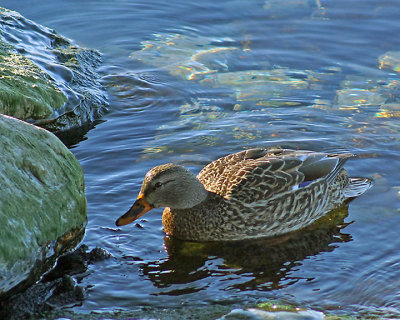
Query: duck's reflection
141,205,352,294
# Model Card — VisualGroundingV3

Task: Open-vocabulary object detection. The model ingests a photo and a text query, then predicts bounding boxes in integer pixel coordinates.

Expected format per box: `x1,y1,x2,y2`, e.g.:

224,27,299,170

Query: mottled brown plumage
116,148,371,241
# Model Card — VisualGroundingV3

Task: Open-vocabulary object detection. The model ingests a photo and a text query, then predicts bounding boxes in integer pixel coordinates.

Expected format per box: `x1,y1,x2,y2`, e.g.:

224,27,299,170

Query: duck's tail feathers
325,153,354,185
343,177,373,199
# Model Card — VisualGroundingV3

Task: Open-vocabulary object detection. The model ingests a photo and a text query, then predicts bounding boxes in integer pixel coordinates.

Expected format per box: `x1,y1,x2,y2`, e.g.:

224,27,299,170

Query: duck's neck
182,178,209,209
167,174,209,209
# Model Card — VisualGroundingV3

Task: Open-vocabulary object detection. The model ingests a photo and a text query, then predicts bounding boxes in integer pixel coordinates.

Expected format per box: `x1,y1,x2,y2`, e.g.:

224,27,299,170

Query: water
2,0,400,318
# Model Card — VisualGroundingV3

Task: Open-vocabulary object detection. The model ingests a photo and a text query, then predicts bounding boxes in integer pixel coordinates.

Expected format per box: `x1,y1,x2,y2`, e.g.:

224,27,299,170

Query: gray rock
0,245,111,319
0,114,87,298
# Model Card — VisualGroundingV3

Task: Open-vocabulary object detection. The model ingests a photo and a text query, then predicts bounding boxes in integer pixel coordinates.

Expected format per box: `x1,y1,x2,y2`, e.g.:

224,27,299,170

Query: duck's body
116,148,371,241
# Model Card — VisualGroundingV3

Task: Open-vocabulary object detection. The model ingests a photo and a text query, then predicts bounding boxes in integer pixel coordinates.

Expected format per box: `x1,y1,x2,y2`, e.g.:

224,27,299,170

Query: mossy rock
0,7,108,133
0,114,87,298
0,41,67,120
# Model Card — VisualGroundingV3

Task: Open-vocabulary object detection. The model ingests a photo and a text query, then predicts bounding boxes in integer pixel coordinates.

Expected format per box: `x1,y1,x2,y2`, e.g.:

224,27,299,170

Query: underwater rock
199,68,322,110
130,33,244,80
263,0,324,19
0,245,111,319
315,75,400,112
378,51,400,73
130,32,273,81
130,32,334,111
219,307,325,320
0,275,84,319
334,88,387,110
0,114,87,299
375,102,400,118
0,7,108,132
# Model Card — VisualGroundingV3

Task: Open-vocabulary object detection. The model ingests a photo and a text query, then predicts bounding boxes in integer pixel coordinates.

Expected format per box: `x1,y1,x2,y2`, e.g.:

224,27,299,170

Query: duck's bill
115,194,153,226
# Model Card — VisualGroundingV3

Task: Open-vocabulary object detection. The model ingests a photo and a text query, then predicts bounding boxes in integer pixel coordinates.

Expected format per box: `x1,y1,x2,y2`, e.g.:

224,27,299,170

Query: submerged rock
0,245,111,319
220,301,366,320
263,0,324,19
130,32,336,112
0,7,108,132
220,307,324,320
0,114,87,299
379,51,400,73
375,102,400,119
199,68,322,110
334,88,387,110
130,33,247,80
313,75,400,114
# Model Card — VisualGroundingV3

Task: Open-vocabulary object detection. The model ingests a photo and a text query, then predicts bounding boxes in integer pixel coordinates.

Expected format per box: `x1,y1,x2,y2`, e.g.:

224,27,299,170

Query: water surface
3,0,400,318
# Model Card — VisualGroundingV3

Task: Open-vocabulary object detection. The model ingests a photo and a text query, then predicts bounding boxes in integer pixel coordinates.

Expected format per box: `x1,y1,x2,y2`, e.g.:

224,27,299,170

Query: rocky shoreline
0,245,110,319
0,5,107,311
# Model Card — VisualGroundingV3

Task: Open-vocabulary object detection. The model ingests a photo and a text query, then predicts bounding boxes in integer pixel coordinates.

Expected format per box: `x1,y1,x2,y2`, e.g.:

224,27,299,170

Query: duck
115,148,371,241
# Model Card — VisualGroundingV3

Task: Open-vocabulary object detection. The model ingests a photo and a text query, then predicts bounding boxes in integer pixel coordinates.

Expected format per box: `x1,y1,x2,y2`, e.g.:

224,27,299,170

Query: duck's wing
198,148,303,199
197,148,270,190
198,148,354,203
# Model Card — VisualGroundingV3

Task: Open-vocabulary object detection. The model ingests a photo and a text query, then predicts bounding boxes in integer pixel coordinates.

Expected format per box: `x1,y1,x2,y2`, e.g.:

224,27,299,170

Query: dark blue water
3,0,400,318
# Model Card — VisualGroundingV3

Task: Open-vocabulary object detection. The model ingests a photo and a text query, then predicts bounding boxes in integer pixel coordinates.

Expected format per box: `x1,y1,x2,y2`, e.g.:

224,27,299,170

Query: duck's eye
154,182,162,189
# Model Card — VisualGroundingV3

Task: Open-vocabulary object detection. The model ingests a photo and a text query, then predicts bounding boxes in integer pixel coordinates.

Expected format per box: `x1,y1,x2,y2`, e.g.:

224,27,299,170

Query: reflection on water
141,205,351,295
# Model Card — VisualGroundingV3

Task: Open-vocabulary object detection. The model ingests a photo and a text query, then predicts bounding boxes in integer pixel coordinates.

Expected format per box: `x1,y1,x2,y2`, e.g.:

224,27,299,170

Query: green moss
0,115,86,294
0,40,67,120
0,8,108,131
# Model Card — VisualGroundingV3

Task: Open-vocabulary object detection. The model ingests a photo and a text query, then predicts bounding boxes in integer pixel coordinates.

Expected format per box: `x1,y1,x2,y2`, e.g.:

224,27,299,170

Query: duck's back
197,148,351,201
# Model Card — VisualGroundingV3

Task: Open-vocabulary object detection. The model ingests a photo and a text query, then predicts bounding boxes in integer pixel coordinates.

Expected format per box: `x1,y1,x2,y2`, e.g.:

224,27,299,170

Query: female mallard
116,148,371,241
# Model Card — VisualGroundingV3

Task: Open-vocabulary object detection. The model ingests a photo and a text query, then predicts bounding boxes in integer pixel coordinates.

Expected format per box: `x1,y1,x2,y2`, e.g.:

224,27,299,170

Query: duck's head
115,164,208,226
